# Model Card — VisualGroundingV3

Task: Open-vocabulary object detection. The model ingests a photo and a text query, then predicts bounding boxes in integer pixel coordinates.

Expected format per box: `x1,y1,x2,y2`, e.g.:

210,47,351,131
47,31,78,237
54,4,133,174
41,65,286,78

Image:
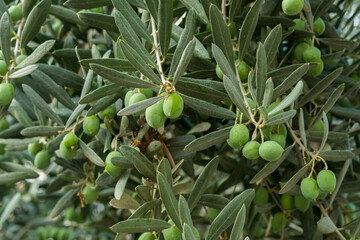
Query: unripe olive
259,141,284,161
145,98,166,129
163,226,181,240
28,142,43,156
0,118,9,132
56,228,68,240
0,144,5,155
300,178,319,200
83,115,100,136
139,232,155,240
98,104,116,119
15,55,27,65
281,0,304,16
208,207,221,221
272,212,287,231
317,170,336,193
280,195,294,210
34,151,51,169
242,141,260,159
216,64,223,79
294,195,310,213
124,90,136,107
229,124,249,150
236,59,250,83
62,133,78,148
308,59,323,77
290,19,305,31
303,46,321,63
163,93,184,119
308,117,324,132
269,134,286,148
8,5,23,21
268,124,287,136
105,151,122,177
0,83,13,106
0,60,7,75
294,42,310,62
81,182,99,204
314,18,325,36
64,206,76,221
90,7,105,14
60,141,77,160
254,187,269,205
140,88,153,99
129,93,147,116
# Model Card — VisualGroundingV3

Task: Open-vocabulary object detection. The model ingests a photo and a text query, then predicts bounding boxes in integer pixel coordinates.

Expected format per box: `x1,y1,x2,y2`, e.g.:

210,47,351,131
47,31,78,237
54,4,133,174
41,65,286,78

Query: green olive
300,178,319,200
0,144,6,155
0,60,7,76
98,104,116,119
0,118,9,132
259,141,284,161
124,90,136,107
294,42,310,62
145,98,166,129
228,124,249,150
163,93,184,119
34,151,51,170
129,93,147,116
60,141,77,160
303,46,321,62
242,141,260,159
62,133,78,148
308,59,323,77
216,64,223,79
316,170,336,193
90,7,105,14
290,19,305,31
139,232,155,240
0,83,14,106
280,195,294,210
294,195,310,213
28,142,43,156
105,151,122,177
236,59,250,83
308,117,324,132
163,225,181,240
81,182,99,204
271,212,287,231
208,207,221,221
281,0,304,16
15,55,27,65
269,134,286,148
314,18,325,36
8,5,23,21
83,115,100,136
140,88,153,99
64,206,76,221
254,187,269,205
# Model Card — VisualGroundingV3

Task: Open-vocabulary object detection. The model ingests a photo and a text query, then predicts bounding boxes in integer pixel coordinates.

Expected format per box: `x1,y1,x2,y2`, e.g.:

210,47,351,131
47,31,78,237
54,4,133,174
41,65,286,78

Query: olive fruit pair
0,83,14,106
59,133,78,160
125,88,153,107
28,141,43,156
300,170,336,200
83,115,100,136
282,0,303,16
8,5,23,22
145,93,184,129
105,151,122,177
294,43,323,76
34,151,51,169
81,182,99,204
216,60,249,82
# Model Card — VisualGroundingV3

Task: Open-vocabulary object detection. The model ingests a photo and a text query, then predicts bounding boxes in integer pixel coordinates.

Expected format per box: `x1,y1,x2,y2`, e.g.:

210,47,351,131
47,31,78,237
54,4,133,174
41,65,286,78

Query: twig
221,0,227,22
319,204,346,240
150,16,167,86
161,141,176,168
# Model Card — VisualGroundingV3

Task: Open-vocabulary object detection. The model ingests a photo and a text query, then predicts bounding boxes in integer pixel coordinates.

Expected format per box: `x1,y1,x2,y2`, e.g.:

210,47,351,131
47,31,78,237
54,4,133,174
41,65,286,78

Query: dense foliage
0,0,360,239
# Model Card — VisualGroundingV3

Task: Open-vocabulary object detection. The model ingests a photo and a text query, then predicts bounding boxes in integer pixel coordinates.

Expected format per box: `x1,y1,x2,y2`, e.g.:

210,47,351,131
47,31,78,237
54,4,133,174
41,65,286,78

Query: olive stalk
150,16,167,86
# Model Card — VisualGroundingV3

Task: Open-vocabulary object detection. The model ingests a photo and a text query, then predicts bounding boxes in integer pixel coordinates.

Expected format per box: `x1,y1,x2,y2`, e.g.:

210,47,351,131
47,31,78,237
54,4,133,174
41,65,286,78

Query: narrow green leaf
297,68,343,107
267,63,316,79
120,146,156,181
9,65,38,79
158,158,172,185
79,84,123,104
314,0,335,20
66,104,86,128
0,193,21,225
0,172,39,185
229,0,245,22
206,189,255,240
262,78,274,109
17,40,55,68
179,196,194,230
23,0,37,18
303,131,348,144
21,126,64,137
265,110,296,126
129,200,159,219
81,58,136,72
0,13,11,66
264,24,282,66
157,172,182,229
112,0,153,43
318,38,359,52
22,84,63,125
179,0,208,23
179,93,235,119
210,4,235,72
49,188,79,218
250,145,293,184
119,41,162,85
79,139,105,167
115,170,131,200
183,223,197,240
279,163,310,194
318,112,329,153
8,105,34,128
49,5,85,25
299,108,307,149
87,94,121,116
117,96,163,116
172,39,196,85
144,0,158,20
158,0,173,58
255,43,267,103
229,204,246,240
318,150,355,162
110,193,140,210
188,156,219,211
169,9,196,78
238,0,264,61
78,12,119,33
0,162,38,177
21,0,51,46
64,0,112,8
272,63,309,99
199,194,230,209
111,218,171,233
268,81,303,116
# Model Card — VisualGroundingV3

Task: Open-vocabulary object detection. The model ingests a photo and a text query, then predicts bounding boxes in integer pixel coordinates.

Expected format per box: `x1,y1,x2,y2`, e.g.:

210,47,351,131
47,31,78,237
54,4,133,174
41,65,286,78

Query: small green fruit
308,117,324,132
290,19,305,31
124,90,136,107
145,99,166,129
15,55,27,65
28,142,43,156
208,207,221,221
294,42,310,62
269,134,286,148
163,93,184,119
308,59,324,77
0,118,9,132
34,151,51,169
60,141,77,160
64,206,76,221
62,133,78,148
98,104,116,119
272,212,287,231
0,60,7,75
105,151,122,177
83,115,100,136
8,5,23,21
280,195,294,210
317,170,336,193
314,18,325,36
0,144,6,155
282,0,304,16
90,7,105,14
303,46,321,62
236,60,250,83
129,93,147,116
300,178,319,200
229,124,249,149
294,195,310,213
242,141,260,159
216,64,223,79
163,226,181,240
254,187,269,205
0,83,14,106
259,141,284,161
139,232,155,240
81,183,99,204
140,88,153,99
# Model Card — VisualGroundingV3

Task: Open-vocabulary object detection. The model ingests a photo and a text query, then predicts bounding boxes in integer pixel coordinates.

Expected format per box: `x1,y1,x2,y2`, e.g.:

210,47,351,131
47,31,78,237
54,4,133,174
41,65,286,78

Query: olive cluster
300,169,336,200
37,226,73,240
